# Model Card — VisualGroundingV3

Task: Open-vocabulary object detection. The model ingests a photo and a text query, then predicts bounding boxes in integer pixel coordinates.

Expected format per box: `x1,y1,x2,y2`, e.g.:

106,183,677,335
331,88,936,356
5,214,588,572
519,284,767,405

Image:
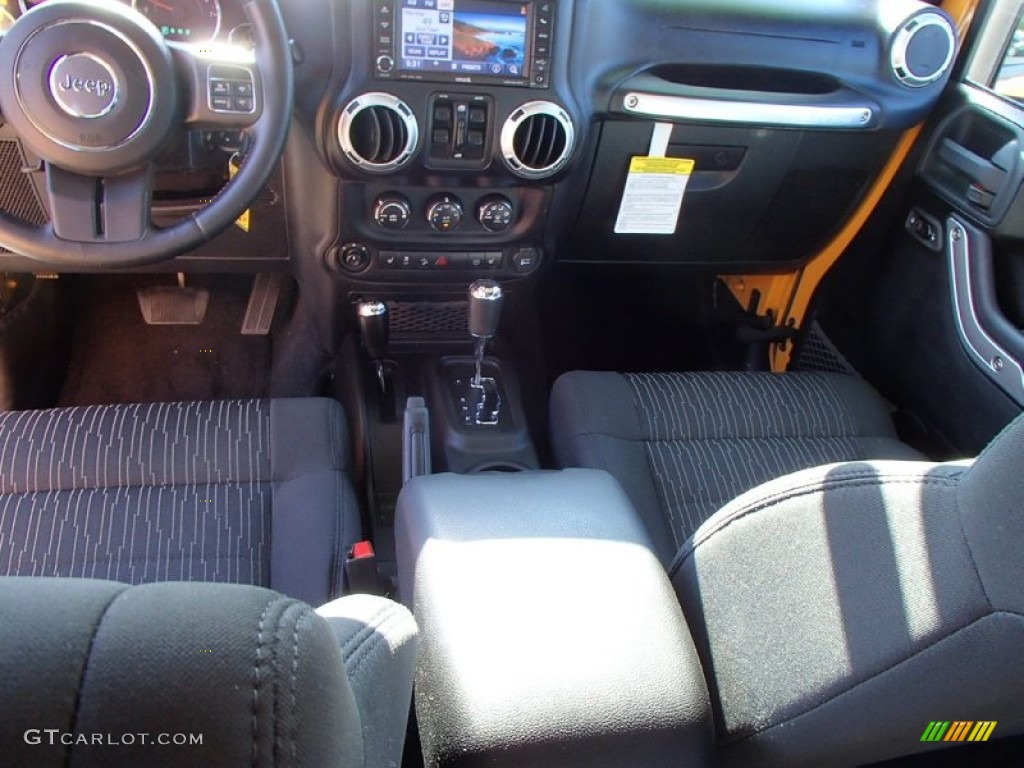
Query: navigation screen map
398,0,530,79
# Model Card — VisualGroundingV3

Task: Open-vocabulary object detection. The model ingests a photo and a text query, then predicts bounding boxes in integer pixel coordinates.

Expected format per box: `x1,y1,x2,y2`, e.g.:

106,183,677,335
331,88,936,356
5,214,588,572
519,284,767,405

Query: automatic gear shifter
467,280,503,425
468,280,503,385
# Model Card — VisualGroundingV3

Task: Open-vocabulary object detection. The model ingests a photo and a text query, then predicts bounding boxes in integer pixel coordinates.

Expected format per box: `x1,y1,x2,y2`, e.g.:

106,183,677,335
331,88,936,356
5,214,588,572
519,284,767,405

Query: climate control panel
371,191,516,234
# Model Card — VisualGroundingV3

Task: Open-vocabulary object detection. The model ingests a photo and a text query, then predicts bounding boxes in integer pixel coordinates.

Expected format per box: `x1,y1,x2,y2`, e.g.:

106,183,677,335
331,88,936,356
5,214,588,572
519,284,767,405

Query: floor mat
59,275,272,406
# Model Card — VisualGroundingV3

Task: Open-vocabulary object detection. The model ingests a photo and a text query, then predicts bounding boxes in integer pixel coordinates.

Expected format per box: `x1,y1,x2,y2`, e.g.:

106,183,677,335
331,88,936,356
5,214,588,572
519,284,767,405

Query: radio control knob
373,193,412,230
376,55,394,73
477,196,515,233
426,194,464,232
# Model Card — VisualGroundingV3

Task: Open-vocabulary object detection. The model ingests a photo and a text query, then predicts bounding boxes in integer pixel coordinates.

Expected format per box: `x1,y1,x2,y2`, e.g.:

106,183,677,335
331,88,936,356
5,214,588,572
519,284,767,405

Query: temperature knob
373,193,412,230
477,196,515,233
426,194,464,232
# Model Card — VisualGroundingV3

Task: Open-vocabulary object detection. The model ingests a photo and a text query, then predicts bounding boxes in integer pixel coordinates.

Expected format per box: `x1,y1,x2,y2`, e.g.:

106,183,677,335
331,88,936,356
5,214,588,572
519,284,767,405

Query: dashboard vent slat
502,102,575,179
338,93,419,173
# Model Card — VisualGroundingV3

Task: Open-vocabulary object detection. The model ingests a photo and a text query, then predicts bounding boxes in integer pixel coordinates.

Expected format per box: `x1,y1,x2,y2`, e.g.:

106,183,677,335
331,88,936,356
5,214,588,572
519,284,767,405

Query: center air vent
338,93,419,173
501,101,575,179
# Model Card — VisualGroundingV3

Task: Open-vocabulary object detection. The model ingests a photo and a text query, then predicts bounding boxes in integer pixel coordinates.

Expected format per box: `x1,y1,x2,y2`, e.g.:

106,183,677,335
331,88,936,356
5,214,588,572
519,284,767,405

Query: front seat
550,371,923,564
0,399,361,605
0,578,418,768
671,411,1024,766
551,370,1024,764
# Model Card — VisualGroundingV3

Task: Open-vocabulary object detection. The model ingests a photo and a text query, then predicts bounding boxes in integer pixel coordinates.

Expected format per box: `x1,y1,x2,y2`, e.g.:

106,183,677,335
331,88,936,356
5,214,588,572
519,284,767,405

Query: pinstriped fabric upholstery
0,402,269,492
0,399,361,603
629,373,866,548
0,484,270,585
550,371,923,562
0,402,270,585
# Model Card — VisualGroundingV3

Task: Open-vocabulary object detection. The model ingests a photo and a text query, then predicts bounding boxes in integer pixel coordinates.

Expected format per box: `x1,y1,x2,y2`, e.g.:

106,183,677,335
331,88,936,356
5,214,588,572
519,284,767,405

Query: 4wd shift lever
357,300,389,392
468,279,503,386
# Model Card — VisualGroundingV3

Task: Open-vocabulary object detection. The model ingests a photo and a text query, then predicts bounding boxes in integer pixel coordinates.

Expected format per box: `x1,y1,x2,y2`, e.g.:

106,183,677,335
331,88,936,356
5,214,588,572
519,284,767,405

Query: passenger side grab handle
947,216,1024,405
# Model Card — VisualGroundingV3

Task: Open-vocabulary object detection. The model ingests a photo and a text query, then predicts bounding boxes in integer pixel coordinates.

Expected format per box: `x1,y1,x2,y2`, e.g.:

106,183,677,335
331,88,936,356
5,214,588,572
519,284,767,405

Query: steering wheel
0,0,293,267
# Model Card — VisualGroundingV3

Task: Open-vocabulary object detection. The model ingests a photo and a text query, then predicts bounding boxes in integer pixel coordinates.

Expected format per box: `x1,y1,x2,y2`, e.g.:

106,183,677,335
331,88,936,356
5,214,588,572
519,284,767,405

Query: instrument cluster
1,0,249,45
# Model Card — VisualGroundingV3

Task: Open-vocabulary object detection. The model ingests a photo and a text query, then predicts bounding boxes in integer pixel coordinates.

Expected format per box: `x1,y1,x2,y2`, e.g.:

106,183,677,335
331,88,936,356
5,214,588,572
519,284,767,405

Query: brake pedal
241,273,285,336
137,275,209,325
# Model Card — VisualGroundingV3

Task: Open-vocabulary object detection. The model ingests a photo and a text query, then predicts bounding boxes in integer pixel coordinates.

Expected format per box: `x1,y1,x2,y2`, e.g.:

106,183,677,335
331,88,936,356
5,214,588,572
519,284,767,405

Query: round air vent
338,93,419,173
500,101,575,179
890,12,956,88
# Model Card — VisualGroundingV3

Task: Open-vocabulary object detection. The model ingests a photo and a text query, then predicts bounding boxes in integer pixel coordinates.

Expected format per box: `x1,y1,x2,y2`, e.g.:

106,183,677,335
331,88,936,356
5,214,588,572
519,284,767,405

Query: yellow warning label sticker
228,156,251,233
614,156,696,235
627,157,696,176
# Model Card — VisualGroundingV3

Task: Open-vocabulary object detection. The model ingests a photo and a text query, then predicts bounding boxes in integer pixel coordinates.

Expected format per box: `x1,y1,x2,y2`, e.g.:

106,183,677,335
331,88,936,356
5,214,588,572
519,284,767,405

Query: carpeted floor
59,275,272,406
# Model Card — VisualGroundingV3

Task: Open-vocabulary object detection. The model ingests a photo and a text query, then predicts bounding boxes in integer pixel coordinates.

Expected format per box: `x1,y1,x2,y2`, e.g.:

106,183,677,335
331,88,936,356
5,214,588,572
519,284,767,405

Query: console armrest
396,469,714,768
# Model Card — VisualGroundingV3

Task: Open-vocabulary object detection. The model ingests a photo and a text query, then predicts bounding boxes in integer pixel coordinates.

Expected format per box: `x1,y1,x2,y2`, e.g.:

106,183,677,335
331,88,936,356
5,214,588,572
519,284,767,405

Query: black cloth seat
0,398,361,605
550,371,923,564
670,412,1024,766
552,370,1024,764
0,578,418,767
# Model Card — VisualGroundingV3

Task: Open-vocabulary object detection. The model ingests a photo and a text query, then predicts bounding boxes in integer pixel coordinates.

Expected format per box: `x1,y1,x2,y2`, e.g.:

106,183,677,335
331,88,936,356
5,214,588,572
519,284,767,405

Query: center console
319,0,578,285
395,469,715,767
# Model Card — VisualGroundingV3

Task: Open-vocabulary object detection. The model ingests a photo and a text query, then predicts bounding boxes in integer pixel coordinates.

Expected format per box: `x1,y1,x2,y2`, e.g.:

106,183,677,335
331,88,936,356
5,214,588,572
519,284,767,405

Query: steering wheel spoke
46,164,153,244
170,43,263,130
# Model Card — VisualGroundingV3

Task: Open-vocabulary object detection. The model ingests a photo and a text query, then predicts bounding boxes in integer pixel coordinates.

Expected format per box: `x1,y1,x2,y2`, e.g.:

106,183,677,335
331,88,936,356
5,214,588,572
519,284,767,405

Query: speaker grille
891,12,956,88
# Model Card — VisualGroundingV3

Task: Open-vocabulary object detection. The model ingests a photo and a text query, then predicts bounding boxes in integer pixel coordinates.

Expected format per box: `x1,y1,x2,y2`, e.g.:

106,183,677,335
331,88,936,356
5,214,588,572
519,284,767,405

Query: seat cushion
0,398,360,604
550,371,923,563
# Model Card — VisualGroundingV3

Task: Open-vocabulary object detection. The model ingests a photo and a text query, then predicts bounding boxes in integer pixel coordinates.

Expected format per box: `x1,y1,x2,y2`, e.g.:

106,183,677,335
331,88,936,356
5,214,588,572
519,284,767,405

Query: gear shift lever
468,280,503,386
357,300,389,392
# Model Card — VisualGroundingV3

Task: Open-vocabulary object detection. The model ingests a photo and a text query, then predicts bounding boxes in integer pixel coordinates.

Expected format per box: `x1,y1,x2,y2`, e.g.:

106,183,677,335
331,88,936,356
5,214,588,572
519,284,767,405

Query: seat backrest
671,413,1024,767
0,578,414,767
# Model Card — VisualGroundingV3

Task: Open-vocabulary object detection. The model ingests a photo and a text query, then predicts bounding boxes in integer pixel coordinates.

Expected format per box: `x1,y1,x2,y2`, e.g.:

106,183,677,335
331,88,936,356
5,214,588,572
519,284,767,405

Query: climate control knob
373,193,412,230
477,195,515,233
426,194,464,232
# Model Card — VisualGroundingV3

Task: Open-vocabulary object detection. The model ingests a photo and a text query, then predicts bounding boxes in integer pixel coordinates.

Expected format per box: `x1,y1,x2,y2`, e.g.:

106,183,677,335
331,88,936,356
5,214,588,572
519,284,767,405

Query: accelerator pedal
241,273,285,336
137,274,209,325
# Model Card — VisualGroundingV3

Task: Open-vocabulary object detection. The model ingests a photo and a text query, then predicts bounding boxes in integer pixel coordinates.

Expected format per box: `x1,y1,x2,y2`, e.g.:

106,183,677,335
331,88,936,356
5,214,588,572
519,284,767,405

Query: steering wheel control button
426,194,463,232
374,193,412,230
477,196,515,233
49,53,120,119
208,65,256,113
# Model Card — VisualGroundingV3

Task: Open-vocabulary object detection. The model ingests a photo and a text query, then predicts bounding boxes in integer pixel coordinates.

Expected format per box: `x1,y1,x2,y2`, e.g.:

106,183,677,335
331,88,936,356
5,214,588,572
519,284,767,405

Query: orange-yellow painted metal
721,0,982,371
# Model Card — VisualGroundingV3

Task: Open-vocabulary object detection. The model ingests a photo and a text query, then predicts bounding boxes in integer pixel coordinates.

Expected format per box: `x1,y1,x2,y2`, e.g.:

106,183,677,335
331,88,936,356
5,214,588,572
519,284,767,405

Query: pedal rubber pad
136,287,209,325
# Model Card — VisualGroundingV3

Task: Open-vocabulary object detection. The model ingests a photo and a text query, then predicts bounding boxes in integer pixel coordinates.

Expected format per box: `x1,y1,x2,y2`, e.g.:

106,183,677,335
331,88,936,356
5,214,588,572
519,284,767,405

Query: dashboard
282,0,958,285
0,0,959,278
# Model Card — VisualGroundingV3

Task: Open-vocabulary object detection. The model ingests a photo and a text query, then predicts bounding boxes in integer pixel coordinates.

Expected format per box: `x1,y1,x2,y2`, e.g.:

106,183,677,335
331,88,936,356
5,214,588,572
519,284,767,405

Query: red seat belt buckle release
345,540,383,595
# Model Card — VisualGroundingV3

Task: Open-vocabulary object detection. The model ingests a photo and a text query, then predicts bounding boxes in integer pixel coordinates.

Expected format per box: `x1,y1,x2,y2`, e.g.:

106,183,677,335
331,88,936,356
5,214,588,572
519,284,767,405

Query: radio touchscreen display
398,0,531,81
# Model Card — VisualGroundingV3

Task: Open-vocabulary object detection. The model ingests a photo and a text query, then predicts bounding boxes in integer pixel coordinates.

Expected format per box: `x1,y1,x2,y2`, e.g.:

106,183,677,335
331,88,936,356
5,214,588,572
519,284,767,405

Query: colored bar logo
921,721,997,743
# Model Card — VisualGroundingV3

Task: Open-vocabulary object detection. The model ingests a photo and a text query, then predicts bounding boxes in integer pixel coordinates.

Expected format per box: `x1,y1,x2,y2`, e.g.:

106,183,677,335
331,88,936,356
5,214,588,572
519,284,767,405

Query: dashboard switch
374,193,412,230
477,196,515,233
336,243,372,273
426,194,464,232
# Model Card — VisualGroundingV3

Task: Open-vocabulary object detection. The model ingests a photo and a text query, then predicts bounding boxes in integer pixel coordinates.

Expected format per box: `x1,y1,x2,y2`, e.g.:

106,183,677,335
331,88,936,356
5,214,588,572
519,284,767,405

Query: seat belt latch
345,540,383,595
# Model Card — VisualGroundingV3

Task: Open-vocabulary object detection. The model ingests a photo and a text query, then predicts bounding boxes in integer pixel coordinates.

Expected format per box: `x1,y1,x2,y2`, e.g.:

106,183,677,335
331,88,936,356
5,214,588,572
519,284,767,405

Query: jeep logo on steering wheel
48,53,120,119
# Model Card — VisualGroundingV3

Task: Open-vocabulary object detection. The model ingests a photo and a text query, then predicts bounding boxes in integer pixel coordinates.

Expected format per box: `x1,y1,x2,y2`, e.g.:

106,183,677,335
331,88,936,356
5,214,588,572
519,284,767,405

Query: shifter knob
468,280,503,339
357,300,389,361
